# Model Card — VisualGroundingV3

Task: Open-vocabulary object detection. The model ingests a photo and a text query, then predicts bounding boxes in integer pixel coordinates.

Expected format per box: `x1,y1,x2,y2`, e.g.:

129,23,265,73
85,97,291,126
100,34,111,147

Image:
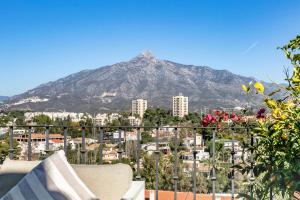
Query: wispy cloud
242,41,258,55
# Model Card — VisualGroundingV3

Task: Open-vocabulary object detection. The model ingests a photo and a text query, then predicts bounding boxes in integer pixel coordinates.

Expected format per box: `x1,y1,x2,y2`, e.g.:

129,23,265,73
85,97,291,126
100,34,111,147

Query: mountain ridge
5,52,276,113
0,96,9,102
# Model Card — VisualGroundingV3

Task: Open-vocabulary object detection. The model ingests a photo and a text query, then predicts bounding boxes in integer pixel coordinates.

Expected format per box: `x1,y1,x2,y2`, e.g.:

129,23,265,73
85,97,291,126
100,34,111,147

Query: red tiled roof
50,139,64,143
32,133,63,139
145,190,233,200
15,133,63,140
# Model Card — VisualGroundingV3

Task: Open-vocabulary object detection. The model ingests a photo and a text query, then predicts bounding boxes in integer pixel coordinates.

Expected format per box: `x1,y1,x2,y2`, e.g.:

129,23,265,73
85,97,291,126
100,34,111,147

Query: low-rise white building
182,149,210,161
183,135,203,147
223,140,239,149
113,131,125,140
50,139,64,151
24,112,92,122
142,142,171,155
13,129,26,135
126,131,138,141
128,116,141,126
92,113,121,126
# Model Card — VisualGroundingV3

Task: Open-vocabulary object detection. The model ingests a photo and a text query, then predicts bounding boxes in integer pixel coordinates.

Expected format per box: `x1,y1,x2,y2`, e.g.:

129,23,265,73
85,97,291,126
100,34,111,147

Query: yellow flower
286,100,295,108
281,132,288,140
272,108,281,118
241,84,250,93
254,82,265,93
265,99,277,108
272,108,288,120
281,114,287,120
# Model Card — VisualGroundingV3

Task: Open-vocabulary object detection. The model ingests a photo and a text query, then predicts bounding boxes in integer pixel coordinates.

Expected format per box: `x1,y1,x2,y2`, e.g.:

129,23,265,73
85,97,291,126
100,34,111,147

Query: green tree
141,131,153,144
0,134,20,163
240,35,300,199
33,114,52,125
183,112,201,124
32,114,53,132
0,115,10,126
141,153,209,192
143,108,174,127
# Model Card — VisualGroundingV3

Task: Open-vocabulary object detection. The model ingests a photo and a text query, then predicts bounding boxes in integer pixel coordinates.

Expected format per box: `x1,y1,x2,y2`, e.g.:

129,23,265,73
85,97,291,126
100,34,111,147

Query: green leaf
268,88,281,97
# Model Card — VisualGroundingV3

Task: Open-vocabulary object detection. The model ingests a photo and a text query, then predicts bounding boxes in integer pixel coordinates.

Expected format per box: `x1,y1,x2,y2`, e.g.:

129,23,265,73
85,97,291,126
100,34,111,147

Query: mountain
5,51,277,113
0,96,9,102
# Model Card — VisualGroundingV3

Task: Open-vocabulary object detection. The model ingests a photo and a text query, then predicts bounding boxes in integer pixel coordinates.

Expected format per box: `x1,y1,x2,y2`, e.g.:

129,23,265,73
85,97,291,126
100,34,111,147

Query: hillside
6,51,276,113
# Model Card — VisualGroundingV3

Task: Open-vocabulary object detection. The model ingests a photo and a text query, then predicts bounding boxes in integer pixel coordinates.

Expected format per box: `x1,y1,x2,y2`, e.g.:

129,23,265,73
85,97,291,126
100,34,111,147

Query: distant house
183,135,203,147
50,139,64,150
222,139,239,149
181,149,209,161
14,133,65,142
13,129,26,136
150,130,174,139
142,142,170,155
126,131,138,141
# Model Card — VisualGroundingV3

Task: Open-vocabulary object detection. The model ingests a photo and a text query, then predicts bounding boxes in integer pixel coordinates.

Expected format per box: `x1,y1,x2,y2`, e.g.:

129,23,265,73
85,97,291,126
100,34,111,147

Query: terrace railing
3,125,256,200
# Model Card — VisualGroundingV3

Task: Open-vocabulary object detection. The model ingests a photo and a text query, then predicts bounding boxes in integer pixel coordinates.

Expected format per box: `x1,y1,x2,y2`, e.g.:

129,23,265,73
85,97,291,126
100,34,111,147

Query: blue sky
0,0,299,96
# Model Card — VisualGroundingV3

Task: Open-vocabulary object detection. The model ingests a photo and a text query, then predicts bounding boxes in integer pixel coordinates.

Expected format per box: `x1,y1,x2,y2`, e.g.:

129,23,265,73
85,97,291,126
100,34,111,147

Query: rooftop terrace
1,125,258,200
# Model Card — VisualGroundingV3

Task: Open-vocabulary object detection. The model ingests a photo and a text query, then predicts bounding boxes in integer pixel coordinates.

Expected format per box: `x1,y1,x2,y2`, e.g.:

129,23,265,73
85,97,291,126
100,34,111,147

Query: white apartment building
132,99,147,118
24,112,91,122
92,113,121,126
172,94,188,117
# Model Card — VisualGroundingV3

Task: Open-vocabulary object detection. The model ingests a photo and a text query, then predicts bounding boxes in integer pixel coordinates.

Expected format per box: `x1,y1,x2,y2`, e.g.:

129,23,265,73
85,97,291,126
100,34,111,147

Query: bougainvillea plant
200,110,247,145
240,35,300,199
201,110,243,128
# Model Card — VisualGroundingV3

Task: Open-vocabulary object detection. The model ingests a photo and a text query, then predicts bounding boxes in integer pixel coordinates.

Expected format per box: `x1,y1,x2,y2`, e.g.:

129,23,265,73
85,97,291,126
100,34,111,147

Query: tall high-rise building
172,93,188,117
132,99,147,118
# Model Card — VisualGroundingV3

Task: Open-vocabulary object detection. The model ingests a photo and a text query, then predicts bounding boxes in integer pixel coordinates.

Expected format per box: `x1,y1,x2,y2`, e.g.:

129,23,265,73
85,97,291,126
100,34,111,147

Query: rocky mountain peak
131,50,158,63
139,50,154,58
6,52,277,113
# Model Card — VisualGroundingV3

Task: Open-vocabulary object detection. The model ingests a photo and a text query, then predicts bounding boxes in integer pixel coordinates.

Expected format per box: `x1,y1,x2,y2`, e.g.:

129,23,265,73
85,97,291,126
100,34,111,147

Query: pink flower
211,116,217,123
202,113,217,126
231,112,237,119
221,113,229,121
206,114,213,122
214,110,221,116
202,118,209,127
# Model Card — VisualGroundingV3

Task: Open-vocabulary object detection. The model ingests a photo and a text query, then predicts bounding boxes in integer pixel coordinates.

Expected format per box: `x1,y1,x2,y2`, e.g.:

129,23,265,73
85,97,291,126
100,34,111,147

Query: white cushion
1,150,97,200
73,164,133,200
0,159,134,200
0,159,40,173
